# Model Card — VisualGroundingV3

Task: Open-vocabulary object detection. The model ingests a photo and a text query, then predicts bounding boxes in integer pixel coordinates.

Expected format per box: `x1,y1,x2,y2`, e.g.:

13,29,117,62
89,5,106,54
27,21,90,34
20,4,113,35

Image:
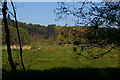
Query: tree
10,0,25,71
55,2,120,59
2,26,29,45
1,0,26,73
2,0,16,74
55,2,120,27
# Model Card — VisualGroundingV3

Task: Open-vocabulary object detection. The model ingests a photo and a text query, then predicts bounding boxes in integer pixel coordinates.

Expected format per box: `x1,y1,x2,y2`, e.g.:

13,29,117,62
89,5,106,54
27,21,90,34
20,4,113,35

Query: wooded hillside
2,18,120,47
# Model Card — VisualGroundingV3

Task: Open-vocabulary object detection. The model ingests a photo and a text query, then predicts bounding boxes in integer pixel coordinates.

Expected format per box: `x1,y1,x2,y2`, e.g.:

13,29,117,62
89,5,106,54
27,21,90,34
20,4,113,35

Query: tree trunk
10,0,25,71
2,1,16,73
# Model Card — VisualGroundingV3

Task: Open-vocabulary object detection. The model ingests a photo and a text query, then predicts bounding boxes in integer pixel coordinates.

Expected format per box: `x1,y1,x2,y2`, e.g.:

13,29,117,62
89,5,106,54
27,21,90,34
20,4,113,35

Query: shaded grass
2,68,120,80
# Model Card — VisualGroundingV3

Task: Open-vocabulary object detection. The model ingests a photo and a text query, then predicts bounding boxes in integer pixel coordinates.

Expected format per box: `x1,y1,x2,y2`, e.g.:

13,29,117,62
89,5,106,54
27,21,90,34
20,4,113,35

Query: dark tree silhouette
55,2,120,27
55,2,120,59
10,0,25,71
2,0,16,73
2,0,26,73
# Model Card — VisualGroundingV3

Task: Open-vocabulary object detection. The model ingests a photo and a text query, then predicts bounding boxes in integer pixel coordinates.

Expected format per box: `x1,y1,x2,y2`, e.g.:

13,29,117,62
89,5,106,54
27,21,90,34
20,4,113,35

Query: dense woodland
2,18,120,48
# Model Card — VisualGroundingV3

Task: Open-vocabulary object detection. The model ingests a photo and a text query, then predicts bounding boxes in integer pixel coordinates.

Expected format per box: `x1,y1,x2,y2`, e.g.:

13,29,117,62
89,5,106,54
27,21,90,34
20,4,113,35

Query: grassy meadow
2,44,120,80
2,45,119,70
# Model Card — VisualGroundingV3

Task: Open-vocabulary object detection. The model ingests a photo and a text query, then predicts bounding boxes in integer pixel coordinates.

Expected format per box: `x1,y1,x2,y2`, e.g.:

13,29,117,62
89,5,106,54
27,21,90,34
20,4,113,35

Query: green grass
2,45,120,80
2,45,120,71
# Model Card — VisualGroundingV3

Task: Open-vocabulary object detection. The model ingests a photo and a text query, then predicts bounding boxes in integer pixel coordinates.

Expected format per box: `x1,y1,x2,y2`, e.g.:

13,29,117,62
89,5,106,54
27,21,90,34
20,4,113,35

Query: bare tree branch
10,0,25,71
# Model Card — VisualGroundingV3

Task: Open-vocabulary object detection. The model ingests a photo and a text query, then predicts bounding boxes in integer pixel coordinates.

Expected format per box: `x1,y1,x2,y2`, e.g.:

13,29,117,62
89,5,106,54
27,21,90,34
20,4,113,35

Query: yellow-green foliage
54,26,89,43
2,26,30,45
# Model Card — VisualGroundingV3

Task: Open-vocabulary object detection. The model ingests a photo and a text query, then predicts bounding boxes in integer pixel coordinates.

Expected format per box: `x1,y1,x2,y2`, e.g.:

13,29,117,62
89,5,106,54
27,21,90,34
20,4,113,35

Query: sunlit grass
2,45,120,71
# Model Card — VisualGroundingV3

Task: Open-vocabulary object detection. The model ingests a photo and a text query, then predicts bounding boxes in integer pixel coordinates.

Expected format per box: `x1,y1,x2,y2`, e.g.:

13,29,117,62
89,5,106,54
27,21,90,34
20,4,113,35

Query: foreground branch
10,0,25,71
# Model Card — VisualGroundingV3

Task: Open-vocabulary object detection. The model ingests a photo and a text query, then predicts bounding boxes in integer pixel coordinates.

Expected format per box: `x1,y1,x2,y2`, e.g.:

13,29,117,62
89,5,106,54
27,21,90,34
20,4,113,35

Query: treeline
55,26,120,46
2,19,120,47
